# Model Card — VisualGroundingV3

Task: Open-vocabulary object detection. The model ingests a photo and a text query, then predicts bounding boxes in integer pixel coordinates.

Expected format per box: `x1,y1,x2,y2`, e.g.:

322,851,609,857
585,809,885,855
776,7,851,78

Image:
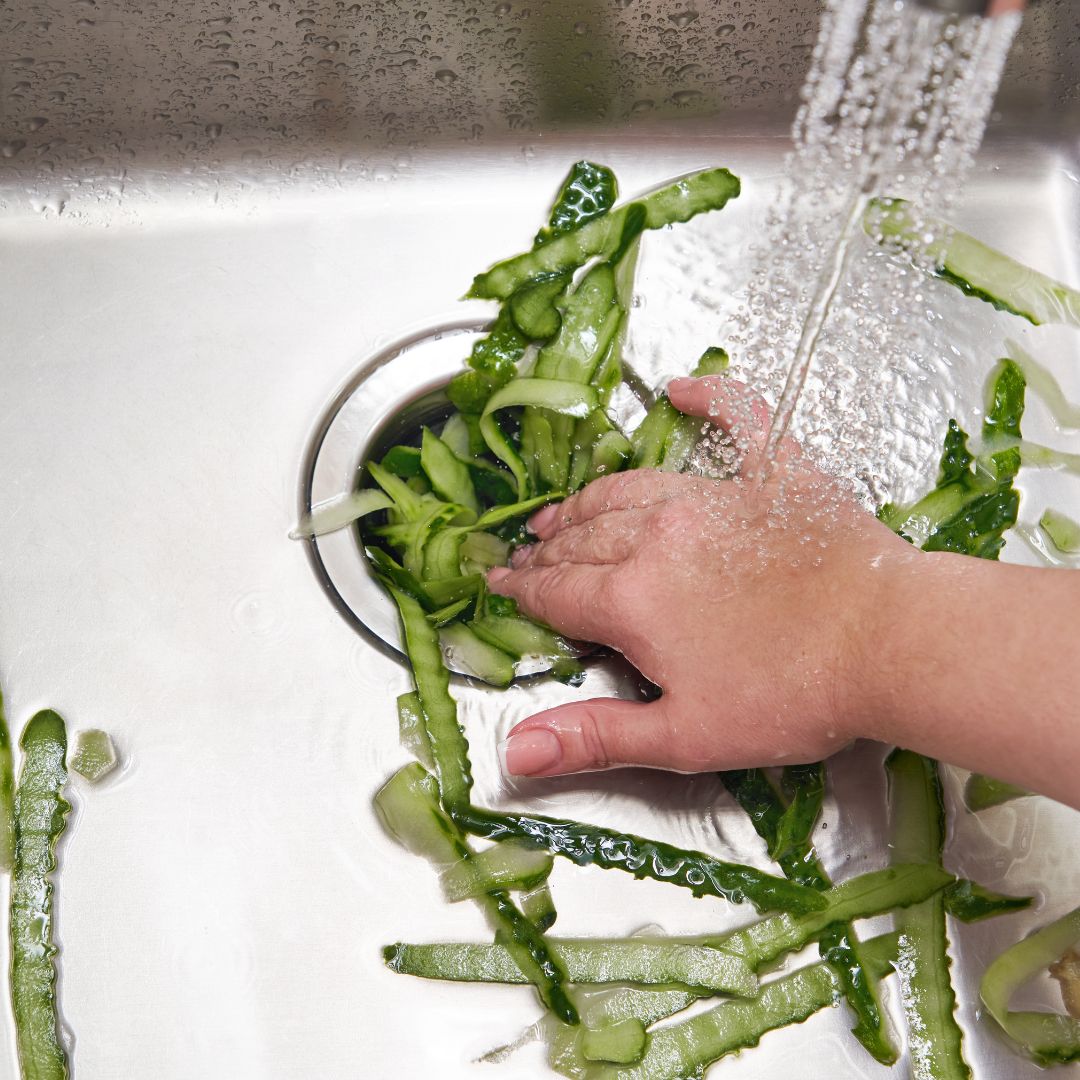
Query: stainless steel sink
1,2,1078,1078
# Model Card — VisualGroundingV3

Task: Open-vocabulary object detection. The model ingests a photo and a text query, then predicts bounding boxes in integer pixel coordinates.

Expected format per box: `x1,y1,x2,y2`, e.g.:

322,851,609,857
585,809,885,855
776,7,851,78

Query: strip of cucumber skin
527,257,629,494
386,585,473,811
711,863,952,972
375,764,579,1025
441,840,552,903
479,378,598,500
469,169,742,301
864,198,1080,329
0,683,15,870
720,768,898,1065
420,427,481,519
942,880,1031,923
11,709,71,1080
559,932,901,1080
887,750,971,1080
385,940,756,998
383,864,948,994
981,906,1080,1065
455,806,828,916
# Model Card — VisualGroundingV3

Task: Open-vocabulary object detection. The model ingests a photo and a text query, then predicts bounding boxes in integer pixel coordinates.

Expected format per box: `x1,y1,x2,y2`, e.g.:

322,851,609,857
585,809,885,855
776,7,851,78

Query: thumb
500,698,681,777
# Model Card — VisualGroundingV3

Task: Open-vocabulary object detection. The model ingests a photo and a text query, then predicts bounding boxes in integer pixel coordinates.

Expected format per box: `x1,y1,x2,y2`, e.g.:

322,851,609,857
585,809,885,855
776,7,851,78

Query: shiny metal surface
1,1,1079,1078
301,322,483,666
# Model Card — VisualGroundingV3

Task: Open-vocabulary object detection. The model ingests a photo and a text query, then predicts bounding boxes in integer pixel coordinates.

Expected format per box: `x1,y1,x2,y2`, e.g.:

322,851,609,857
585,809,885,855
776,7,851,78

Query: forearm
865,552,1080,809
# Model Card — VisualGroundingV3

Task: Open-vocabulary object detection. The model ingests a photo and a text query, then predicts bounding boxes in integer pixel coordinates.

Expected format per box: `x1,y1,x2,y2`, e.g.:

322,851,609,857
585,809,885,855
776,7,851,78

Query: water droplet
573,20,588,34
435,68,458,84
0,140,27,159
667,9,698,28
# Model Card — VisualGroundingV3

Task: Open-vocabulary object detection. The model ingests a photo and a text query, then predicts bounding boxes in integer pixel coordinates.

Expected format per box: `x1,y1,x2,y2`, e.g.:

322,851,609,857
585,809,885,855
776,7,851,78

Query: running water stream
726,0,1021,484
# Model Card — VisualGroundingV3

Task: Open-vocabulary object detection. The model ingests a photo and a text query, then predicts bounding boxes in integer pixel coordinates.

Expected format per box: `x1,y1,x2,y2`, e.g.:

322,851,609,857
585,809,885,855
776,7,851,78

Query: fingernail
527,503,560,535
499,728,563,776
487,567,512,586
667,376,694,394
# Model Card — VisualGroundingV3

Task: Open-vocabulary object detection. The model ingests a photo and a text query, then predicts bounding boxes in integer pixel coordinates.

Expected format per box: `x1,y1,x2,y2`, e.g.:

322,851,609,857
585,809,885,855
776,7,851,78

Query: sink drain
297,321,484,664
297,320,650,691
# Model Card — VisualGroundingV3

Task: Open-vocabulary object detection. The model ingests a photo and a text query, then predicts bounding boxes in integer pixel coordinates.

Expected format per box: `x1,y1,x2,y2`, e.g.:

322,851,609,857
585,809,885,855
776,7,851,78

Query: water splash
719,0,1021,501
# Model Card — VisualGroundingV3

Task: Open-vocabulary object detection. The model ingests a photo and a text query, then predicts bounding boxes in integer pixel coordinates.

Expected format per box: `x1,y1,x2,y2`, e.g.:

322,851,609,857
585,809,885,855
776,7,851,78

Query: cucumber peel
865,198,1080,328
981,906,1080,1065
10,710,71,1080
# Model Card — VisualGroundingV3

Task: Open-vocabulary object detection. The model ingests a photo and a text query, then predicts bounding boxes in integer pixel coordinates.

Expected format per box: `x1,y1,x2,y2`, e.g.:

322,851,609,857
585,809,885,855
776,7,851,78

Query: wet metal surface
1,1,1079,1077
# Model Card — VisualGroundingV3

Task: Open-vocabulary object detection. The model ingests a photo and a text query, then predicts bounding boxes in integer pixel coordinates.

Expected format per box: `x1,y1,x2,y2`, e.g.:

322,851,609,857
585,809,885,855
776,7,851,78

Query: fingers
667,376,801,474
500,697,686,776
488,562,617,643
668,375,770,431
667,376,769,467
527,470,716,541
513,506,655,570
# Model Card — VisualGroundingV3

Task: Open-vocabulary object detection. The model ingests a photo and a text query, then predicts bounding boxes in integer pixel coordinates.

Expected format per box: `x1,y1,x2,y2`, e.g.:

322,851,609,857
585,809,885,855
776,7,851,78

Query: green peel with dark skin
375,764,579,1025
881,359,1027,560
469,169,741,301
455,805,828,916
943,879,1032,923
720,767,897,1064
10,709,71,1080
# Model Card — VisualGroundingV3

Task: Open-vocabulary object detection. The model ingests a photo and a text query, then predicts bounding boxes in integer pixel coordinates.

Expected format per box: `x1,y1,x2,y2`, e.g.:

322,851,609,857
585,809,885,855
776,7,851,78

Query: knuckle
530,566,586,630
596,570,633,617
646,501,687,542
575,702,617,768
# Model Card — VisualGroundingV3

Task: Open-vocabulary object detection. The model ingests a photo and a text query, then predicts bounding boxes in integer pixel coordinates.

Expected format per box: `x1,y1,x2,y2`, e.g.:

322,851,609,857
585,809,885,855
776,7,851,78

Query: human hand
488,376,921,779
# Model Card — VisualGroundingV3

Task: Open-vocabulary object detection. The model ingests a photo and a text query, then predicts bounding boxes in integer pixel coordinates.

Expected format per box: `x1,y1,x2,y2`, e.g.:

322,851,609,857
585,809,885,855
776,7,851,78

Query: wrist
836,547,978,747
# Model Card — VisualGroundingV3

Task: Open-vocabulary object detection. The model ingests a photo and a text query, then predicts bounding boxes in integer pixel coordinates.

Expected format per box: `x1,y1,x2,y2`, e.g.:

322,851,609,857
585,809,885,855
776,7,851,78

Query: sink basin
1,2,1078,1078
